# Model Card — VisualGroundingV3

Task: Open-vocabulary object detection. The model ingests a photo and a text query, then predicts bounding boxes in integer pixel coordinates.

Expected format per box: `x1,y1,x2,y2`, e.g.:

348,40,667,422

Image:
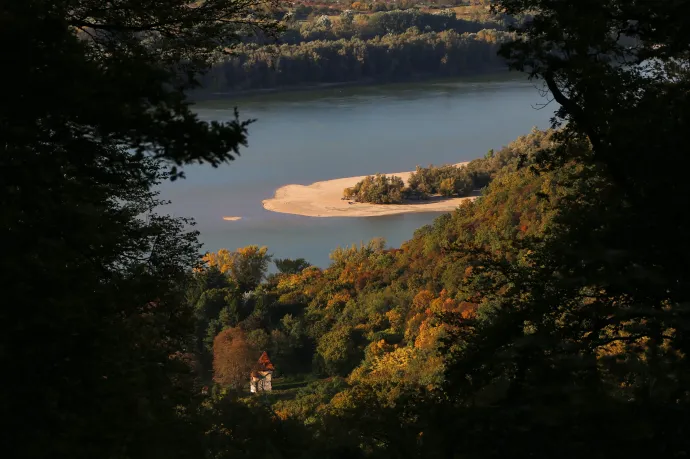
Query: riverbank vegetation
343,129,554,203
343,173,407,204
10,0,690,458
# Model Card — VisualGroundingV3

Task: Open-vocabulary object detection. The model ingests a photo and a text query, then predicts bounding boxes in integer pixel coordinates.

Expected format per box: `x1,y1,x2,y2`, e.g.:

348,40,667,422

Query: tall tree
1,1,278,458
213,328,258,390
437,1,690,457
204,246,273,292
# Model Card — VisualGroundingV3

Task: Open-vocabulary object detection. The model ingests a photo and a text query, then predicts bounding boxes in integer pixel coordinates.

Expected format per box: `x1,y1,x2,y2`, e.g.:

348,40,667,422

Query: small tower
249,351,274,393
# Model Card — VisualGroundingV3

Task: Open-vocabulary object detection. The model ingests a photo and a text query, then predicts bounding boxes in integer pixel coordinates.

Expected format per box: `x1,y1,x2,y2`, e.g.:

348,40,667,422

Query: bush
407,164,474,197
343,174,406,204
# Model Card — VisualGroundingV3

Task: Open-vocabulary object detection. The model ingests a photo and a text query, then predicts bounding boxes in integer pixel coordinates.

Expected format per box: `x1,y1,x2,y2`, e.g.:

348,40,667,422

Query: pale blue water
159,75,553,267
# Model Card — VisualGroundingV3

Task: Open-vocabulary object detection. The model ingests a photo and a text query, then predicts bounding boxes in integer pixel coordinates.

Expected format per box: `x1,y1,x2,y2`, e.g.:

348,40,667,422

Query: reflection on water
159,74,553,267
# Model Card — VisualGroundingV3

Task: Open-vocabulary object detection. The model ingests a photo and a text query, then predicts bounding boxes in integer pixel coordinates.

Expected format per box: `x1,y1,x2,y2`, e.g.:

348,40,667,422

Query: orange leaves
212,327,257,389
459,302,478,319
414,320,445,350
412,290,434,312
327,291,351,309
406,290,477,346
428,290,457,314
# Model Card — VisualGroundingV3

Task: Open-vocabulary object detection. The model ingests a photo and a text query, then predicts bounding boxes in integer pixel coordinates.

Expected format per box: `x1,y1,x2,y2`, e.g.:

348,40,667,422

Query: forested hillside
8,0,690,458
188,129,584,439
202,8,513,91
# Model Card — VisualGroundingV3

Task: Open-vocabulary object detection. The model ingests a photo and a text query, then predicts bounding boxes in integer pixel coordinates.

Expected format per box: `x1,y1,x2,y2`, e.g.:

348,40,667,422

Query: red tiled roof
257,351,275,371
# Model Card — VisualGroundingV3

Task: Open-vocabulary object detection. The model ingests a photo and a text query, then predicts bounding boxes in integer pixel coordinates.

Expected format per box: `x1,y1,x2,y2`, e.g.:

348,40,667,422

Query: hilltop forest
5,1,690,459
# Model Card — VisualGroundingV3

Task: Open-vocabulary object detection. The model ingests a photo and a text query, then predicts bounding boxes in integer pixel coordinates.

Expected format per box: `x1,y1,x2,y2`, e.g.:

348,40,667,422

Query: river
158,74,553,267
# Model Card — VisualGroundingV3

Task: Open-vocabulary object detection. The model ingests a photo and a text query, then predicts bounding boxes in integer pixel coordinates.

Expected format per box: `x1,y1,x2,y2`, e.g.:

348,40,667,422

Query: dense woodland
203,9,513,91
193,128,559,386
270,9,509,45
6,0,690,459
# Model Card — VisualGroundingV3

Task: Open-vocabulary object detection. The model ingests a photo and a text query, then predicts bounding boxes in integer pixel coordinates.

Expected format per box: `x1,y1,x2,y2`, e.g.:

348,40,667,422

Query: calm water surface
159,75,553,267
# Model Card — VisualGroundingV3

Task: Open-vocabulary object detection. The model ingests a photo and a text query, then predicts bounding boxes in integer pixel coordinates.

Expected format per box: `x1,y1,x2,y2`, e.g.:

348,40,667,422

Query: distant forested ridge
270,9,512,45
203,28,511,91
200,8,514,92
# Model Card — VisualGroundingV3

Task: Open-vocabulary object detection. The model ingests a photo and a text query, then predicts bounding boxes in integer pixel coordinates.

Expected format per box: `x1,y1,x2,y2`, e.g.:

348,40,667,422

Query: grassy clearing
262,374,316,403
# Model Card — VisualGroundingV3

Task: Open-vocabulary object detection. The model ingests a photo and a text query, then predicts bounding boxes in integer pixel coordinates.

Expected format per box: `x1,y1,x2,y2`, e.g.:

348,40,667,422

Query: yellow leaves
371,346,415,375
277,266,325,301
202,245,268,273
429,290,457,314
347,365,368,384
327,291,351,309
330,389,359,411
385,309,403,331
367,339,395,359
349,345,446,397
414,320,448,350
202,248,234,274
236,245,269,258
597,338,627,360
277,273,302,291
202,246,269,274
595,325,670,363
202,245,272,290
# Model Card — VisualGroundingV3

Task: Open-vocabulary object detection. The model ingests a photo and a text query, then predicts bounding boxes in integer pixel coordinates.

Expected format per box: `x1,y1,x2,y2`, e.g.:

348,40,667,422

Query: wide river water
159,74,553,267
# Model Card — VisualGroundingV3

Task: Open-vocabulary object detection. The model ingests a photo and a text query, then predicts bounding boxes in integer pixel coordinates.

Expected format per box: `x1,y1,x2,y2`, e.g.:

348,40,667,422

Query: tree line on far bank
271,8,511,45
203,28,511,91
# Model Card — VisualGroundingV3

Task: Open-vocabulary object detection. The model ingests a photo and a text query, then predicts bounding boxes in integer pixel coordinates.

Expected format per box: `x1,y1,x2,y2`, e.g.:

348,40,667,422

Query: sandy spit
262,162,478,218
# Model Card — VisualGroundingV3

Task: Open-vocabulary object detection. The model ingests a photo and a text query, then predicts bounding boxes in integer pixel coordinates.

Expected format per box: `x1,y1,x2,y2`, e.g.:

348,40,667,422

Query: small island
262,162,481,218
262,146,518,217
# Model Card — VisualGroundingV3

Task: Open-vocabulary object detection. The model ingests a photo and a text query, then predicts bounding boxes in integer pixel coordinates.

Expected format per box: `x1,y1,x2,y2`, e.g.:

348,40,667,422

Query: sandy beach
262,162,478,218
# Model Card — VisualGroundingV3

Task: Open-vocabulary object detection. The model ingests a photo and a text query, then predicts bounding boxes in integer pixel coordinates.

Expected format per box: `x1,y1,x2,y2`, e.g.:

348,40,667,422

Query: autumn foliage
213,328,257,389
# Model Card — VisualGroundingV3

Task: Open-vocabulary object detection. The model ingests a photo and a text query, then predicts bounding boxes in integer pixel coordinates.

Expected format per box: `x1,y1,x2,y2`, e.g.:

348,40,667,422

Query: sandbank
262,162,478,218
222,216,242,221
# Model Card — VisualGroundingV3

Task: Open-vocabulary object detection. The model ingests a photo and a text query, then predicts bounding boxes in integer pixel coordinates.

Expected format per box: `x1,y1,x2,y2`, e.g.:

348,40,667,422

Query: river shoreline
190,67,512,101
262,163,478,218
